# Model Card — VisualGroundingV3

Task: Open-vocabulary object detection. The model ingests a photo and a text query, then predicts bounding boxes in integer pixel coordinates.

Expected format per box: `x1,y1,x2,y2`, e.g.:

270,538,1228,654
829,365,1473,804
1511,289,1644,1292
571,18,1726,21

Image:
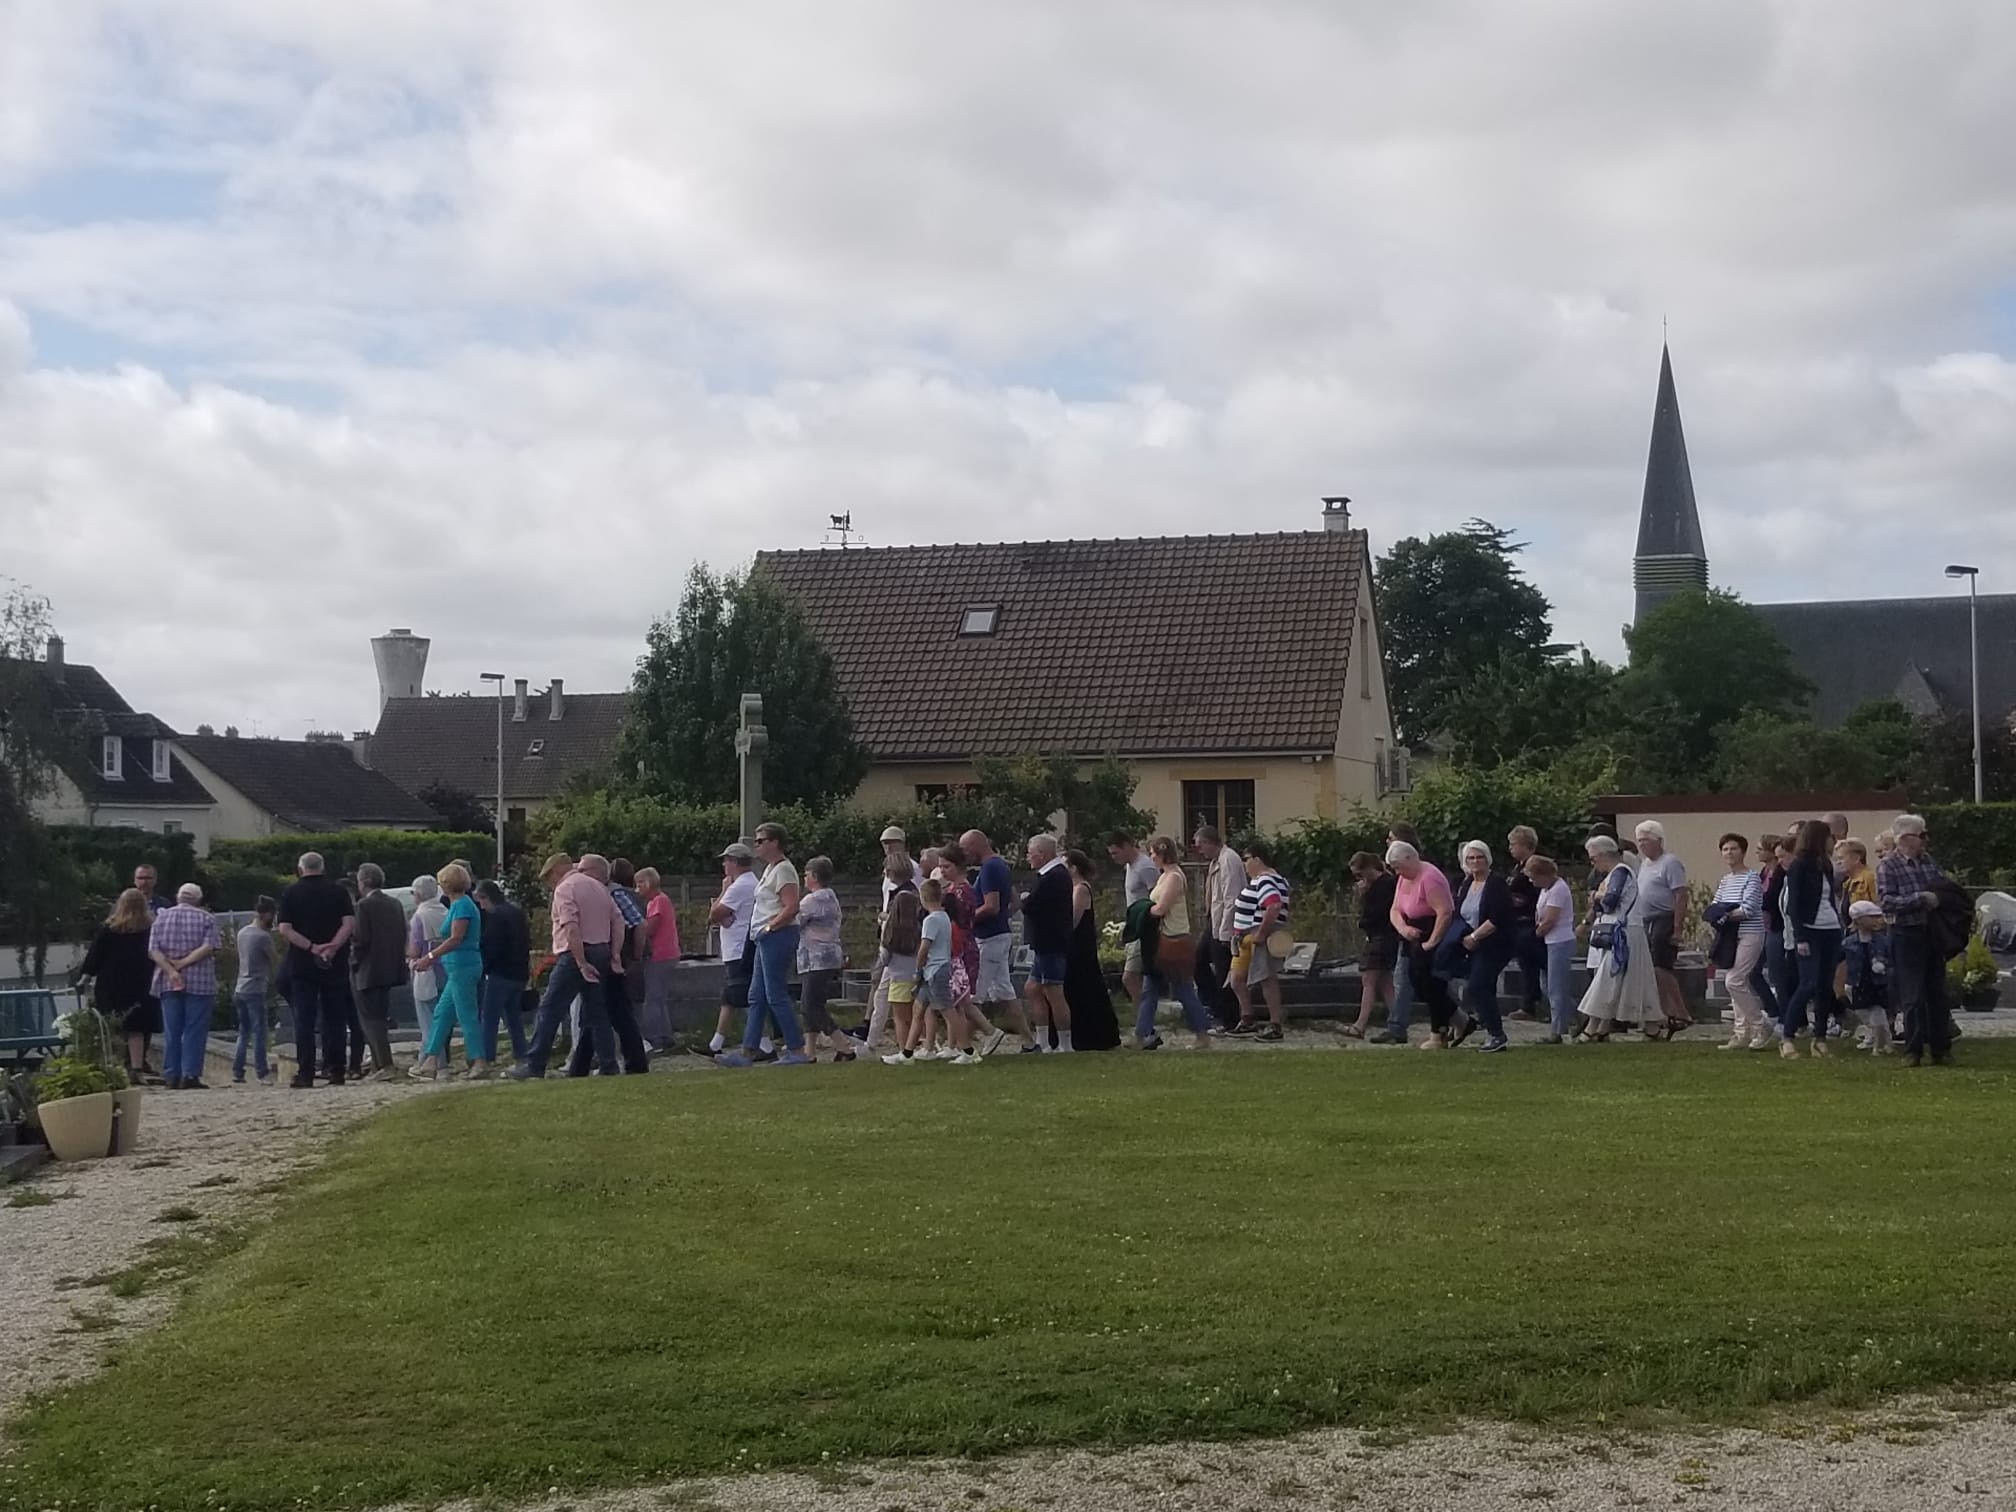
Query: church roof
1634,345,1706,561
1753,593,2016,725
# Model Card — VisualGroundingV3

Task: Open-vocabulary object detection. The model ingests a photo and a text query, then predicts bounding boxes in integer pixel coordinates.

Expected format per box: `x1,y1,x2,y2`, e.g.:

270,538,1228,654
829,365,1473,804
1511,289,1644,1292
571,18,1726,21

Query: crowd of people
69,806,1977,1088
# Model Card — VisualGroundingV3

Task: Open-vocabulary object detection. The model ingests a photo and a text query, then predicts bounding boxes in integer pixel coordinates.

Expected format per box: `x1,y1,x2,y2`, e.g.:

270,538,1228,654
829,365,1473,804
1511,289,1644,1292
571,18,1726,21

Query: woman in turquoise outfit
410,862,489,1080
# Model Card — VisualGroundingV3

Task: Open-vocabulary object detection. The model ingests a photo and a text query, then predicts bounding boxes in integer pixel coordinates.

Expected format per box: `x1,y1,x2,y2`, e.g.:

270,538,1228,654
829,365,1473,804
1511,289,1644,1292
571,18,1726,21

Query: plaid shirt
148,904,222,995
1876,849,1944,923
609,884,645,929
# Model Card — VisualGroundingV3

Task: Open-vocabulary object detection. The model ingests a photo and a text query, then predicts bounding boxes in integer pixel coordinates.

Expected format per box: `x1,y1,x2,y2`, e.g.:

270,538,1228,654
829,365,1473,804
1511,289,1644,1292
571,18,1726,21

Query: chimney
44,635,64,677
512,678,529,722
548,678,564,721
1321,496,1352,534
370,628,430,713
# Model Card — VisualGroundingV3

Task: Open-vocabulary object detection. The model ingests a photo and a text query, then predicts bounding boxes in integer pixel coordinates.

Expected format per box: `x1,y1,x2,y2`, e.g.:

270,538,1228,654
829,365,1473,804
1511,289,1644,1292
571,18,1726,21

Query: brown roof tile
756,530,1370,760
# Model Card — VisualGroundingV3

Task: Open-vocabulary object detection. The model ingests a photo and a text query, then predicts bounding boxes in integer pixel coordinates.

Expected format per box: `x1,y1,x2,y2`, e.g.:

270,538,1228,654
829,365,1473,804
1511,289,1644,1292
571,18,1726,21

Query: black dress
1064,900,1121,1051
79,926,159,1033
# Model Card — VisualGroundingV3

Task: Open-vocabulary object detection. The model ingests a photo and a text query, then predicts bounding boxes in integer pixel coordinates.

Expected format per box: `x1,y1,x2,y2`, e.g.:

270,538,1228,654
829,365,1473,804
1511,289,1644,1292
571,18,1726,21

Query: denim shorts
1030,950,1068,986
917,965,956,1010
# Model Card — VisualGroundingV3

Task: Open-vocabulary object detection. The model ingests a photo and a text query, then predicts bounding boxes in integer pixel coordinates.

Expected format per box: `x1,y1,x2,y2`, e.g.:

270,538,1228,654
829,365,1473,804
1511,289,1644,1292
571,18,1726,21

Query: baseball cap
879,825,907,844
1848,899,1884,921
719,842,755,863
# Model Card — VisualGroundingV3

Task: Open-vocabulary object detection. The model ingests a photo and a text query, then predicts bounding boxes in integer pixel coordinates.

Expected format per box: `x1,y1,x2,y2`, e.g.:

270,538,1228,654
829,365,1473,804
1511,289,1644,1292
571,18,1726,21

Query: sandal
1341,1024,1366,1040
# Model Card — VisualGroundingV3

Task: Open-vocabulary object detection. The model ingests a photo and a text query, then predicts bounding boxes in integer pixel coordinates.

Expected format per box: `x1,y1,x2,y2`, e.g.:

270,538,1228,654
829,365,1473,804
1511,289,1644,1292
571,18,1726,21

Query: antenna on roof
823,511,864,549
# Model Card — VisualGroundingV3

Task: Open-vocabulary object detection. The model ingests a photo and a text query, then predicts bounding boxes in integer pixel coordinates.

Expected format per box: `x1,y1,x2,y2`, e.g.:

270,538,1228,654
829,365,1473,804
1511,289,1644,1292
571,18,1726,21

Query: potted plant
1950,933,2002,1011
35,1057,115,1162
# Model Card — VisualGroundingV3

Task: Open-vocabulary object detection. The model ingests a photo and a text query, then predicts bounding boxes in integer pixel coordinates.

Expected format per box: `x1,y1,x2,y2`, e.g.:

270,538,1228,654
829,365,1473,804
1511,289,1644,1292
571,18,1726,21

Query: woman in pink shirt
1386,841,1459,1049
635,867,682,1051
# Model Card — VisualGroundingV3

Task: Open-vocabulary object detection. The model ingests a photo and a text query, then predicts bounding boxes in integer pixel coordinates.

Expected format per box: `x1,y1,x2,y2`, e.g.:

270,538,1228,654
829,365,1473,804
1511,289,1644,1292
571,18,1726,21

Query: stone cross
735,692,767,840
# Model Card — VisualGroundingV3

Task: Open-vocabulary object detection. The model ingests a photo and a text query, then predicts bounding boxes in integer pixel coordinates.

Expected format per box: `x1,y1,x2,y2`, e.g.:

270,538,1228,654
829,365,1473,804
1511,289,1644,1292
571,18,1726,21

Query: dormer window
958,606,1001,637
527,738,546,756
152,739,171,781
101,736,123,780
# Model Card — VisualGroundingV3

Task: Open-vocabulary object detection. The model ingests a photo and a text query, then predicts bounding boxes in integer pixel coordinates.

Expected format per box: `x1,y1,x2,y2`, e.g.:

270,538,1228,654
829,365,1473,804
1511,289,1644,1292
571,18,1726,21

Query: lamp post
479,672,507,870
1944,566,1983,804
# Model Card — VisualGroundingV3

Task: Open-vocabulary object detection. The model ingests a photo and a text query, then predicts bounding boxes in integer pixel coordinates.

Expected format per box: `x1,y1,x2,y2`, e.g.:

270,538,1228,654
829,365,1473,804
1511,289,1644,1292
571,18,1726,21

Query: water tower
371,628,430,712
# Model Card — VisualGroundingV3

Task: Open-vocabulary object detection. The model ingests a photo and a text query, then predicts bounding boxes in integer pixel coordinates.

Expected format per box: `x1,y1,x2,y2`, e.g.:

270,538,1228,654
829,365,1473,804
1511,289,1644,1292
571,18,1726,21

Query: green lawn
9,1043,2016,1512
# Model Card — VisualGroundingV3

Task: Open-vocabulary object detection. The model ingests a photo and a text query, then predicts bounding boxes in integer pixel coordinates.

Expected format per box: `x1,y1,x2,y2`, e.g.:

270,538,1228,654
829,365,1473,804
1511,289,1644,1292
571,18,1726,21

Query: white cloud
2,0,2015,734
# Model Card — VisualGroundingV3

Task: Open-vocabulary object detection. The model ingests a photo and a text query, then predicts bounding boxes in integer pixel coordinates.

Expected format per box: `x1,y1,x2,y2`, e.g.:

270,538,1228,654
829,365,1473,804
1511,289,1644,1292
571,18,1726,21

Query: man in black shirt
1020,833,1075,1053
475,880,531,1064
1505,825,1547,1021
276,851,356,1088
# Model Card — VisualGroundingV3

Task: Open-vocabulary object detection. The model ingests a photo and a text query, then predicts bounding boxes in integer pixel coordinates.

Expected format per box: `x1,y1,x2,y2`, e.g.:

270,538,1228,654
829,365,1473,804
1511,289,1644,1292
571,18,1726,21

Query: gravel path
0,1077,439,1428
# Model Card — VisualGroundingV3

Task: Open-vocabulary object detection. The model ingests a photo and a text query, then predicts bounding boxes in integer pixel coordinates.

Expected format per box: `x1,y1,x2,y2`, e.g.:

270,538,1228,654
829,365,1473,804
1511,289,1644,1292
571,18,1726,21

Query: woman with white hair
1575,835,1663,1040
407,873,447,1044
1448,840,1516,1053
1386,841,1457,1049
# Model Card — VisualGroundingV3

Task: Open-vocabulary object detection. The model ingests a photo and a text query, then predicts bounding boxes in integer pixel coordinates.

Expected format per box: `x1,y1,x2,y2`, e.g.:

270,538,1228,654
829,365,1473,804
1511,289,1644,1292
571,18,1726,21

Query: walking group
72,806,1974,1087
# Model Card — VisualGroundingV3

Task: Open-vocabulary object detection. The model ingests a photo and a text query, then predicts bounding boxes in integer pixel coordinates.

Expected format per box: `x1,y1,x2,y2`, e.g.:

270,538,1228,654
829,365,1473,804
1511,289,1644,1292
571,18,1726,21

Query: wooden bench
0,988,64,1067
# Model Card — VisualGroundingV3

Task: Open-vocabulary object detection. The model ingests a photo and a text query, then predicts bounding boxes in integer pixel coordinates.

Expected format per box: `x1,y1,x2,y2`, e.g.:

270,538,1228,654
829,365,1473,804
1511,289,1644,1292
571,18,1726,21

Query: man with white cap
704,842,766,1058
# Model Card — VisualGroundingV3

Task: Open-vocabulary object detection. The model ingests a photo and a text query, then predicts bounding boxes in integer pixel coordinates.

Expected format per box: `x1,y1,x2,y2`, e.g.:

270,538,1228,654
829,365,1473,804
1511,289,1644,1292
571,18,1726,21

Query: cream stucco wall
1608,802,1906,886
170,747,283,843
32,769,219,853
1334,583,1399,810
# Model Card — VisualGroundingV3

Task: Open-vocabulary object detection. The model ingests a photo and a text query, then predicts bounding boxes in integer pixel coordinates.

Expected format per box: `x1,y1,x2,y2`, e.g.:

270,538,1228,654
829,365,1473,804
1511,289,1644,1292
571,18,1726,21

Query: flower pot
39,1092,114,1163
1961,987,2001,1012
111,1088,145,1155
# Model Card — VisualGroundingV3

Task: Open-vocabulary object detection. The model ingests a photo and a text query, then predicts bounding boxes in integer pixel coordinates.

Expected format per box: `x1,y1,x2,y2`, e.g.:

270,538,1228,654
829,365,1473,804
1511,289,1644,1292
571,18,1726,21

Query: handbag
1264,929,1295,960
1589,921,1616,951
1155,933,1195,976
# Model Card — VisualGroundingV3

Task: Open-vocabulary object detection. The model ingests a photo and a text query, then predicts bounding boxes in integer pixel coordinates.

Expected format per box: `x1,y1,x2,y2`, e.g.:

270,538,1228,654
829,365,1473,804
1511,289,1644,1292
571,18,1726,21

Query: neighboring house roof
756,528,1378,761
1752,593,2016,726
368,691,630,803
177,735,439,831
5,653,215,807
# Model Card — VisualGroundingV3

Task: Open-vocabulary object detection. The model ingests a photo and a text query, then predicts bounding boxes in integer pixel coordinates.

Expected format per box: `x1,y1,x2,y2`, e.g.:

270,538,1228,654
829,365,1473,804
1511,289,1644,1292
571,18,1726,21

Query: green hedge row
208,831,494,887
1921,804,2016,885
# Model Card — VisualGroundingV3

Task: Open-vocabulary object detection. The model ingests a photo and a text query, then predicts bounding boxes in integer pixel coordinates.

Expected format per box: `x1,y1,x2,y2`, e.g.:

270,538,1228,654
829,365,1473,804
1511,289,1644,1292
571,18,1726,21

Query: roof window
958,606,1001,637
527,738,546,756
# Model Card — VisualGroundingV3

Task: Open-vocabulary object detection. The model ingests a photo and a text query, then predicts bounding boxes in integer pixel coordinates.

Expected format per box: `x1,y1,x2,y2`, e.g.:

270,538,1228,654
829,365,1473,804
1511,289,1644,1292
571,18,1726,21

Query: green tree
0,580,84,979
1439,648,1621,767
1904,709,2016,803
1614,590,1814,788
1375,521,1555,745
1711,711,1890,791
418,781,494,834
618,566,869,808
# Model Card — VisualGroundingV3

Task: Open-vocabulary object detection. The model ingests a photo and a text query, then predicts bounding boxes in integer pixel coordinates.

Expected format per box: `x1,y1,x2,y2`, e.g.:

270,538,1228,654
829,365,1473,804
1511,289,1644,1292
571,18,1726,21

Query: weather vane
823,510,864,548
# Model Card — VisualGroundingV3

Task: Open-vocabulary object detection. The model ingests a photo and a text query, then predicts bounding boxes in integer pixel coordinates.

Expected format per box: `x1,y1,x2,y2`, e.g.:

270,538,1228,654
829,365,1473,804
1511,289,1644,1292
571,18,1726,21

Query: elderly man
349,863,407,1082
1021,834,1075,1052
567,854,653,1076
960,828,1026,1054
146,882,220,1090
511,853,629,1079
1633,821,1691,1034
1191,825,1246,1031
276,851,356,1088
1878,814,1955,1066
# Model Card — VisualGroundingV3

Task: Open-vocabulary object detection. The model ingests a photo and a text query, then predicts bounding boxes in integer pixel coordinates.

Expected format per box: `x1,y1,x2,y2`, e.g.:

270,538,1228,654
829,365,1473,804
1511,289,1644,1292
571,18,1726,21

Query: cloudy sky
3,0,2014,736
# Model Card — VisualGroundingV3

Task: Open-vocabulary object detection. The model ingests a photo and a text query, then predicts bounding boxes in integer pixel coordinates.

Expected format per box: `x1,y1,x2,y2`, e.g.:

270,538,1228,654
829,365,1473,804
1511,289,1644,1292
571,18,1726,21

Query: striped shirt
1234,872,1290,933
148,904,221,996
1711,869,1766,936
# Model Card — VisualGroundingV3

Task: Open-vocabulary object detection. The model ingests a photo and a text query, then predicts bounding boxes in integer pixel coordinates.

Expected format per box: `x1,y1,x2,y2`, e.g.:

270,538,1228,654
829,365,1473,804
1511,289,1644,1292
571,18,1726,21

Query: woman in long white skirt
1577,835,1663,1040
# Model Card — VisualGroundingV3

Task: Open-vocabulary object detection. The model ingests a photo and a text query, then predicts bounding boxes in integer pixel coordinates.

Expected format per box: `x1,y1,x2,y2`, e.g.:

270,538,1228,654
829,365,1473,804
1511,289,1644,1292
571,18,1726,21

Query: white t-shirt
1637,852,1686,915
753,859,800,931
920,908,953,972
719,871,757,957
1537,880,1576,944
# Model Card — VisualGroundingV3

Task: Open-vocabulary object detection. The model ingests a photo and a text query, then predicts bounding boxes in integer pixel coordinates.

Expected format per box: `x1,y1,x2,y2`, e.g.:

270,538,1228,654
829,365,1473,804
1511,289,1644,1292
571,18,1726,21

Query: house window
916,782,983,805
101,736,123,780
1359,612,1372,698
957,606,1000,636
152,738,171,781
162,820,182,836
1182,780,1256,842
527,739,546,756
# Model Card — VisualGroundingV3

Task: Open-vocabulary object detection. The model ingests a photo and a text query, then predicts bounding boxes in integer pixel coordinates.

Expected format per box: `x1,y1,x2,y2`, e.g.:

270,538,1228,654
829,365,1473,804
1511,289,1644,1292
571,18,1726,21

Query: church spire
1632,343,1709,624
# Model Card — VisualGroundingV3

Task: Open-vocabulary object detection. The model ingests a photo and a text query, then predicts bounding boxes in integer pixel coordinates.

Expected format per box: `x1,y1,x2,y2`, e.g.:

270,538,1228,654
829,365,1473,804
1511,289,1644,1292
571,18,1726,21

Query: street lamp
1944,566,1983,804
478,672,507,871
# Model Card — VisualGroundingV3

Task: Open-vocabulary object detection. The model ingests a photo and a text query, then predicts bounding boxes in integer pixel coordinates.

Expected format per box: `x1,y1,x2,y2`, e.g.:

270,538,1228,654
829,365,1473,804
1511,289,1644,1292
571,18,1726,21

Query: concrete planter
40,1092,113,1163
111,1088,144,1155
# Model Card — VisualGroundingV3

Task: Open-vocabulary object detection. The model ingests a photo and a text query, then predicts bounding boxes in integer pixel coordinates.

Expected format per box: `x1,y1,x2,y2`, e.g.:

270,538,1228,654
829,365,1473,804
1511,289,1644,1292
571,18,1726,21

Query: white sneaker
979,1029,1008,1058
1780,1040,1800,1060
880,1052,915,1067
930,1046,960,1061
1718,1036,1746,1051
1747,1037,1773,1051
949,1051,981,1066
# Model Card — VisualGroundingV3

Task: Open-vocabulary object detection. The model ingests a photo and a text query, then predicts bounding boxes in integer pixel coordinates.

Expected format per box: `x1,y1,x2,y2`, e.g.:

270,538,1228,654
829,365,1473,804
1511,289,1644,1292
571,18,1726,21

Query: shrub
1921,803,2016,885
207,831,492,887
1948,932,1999,1002
37,1056,116,1101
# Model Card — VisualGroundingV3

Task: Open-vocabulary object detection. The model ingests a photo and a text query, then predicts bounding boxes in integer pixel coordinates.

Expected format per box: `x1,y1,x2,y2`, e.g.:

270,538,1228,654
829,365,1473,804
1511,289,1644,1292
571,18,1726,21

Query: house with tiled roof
174,734,439,837
14,637,219,847
756,499,1399,836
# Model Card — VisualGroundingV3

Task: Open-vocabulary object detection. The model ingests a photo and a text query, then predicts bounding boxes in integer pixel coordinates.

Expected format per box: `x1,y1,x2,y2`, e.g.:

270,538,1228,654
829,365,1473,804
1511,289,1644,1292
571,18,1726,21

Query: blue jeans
524,945,617,1076
1783,925,1845,1040
1762,931,1794,1026
481,975,528,1062
160,990,215,1083
1544,939,1577,1037
1389,951,1413,1035
744,926,804,1052
1139,968,1211,1039
232,988,270,1080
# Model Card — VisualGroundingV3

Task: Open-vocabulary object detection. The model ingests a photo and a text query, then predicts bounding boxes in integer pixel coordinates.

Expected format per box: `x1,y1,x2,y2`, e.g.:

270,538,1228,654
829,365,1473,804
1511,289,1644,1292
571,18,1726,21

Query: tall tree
618,565,869,808
1904,708,2016,803
0,580,78,979
1376,521,1554,744
1439,648,1620,768
417,781,494,834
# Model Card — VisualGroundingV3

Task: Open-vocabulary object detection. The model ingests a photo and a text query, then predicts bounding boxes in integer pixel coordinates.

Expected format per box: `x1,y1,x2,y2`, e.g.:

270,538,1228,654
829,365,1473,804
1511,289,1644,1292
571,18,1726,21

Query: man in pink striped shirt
509,853,632,1080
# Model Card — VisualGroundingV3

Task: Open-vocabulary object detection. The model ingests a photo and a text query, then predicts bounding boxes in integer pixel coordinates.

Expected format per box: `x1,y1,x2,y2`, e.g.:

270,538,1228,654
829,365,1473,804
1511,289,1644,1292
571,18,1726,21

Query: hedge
207,831,494,888
1921,803,2016,885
